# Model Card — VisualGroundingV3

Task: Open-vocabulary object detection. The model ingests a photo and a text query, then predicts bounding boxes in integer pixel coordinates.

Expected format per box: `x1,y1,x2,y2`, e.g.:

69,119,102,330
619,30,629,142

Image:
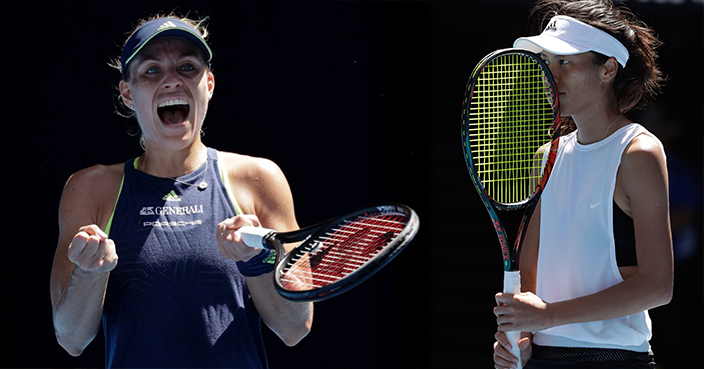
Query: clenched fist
67,225,118,274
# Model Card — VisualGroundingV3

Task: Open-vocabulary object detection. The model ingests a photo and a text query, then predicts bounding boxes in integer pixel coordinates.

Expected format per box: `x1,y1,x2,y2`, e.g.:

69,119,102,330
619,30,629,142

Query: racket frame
242,204,419,302
461,48,561,272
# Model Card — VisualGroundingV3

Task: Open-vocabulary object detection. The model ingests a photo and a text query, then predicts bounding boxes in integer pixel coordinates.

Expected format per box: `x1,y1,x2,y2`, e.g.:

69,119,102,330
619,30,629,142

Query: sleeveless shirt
534,123,662,351
102,148,268,368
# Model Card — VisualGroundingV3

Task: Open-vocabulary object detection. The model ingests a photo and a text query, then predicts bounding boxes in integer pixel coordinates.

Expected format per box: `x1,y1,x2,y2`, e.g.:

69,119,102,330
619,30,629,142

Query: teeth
158,99,189,108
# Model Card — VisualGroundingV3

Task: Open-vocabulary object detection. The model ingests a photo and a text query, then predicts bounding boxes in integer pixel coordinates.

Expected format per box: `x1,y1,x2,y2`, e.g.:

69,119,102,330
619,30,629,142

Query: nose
162,68,183,89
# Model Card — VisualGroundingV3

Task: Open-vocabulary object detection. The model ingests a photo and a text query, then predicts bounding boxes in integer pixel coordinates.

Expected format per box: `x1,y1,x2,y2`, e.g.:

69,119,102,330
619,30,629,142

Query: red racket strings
279,213,409,290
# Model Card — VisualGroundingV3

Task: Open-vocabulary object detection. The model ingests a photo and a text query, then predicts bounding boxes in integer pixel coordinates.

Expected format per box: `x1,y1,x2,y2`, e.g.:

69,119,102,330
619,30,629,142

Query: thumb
518,336,533,364
518,336,531,350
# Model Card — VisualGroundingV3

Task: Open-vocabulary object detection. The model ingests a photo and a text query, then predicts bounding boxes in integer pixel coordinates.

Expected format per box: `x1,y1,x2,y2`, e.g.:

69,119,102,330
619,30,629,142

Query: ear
119,80,134,109
206,71,215,100
600,57,619,83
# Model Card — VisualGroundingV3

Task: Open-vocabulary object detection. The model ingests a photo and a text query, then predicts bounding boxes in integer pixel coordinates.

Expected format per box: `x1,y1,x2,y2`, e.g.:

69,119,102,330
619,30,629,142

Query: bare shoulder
618,132,668,205
626,132,665,154
60,163,125,230
63,163,124,200
67,163,124,185
216,151,294,221
217,151,285,181
621,132,667,177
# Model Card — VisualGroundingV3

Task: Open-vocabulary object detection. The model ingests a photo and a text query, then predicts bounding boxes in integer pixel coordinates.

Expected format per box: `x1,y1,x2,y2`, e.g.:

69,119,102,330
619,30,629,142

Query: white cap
514,15,629,68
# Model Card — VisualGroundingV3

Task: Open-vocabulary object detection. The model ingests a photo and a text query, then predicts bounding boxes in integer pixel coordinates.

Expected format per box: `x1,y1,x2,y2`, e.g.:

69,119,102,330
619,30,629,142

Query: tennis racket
238,204,419,302
461,48,561,366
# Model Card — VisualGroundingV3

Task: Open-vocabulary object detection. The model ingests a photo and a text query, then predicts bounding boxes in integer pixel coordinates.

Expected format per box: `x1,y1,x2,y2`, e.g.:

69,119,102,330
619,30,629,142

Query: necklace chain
139,153,209,191
171,159,209,190
603,114,623,139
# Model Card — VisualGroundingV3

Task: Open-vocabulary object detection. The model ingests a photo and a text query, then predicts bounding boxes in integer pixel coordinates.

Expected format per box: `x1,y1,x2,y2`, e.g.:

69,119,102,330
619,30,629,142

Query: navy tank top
102,148,268,368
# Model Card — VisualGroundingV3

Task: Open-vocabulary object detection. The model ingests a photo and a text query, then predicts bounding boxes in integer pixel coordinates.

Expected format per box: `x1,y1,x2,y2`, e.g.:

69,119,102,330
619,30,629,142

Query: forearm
247,274,313,346
500,266,672,334
547,269,672,328
52,268,110,356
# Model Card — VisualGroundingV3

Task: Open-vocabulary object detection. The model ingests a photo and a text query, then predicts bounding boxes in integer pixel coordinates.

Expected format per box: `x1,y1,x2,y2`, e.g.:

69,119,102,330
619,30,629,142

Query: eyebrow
134,50,204,65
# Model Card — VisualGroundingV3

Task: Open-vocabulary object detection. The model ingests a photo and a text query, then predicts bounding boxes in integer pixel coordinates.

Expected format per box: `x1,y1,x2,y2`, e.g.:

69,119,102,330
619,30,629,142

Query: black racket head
461,48,561,210
273,204,419,302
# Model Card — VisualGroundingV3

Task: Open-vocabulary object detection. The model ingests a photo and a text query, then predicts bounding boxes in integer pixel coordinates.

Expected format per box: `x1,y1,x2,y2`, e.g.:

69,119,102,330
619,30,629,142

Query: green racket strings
466,53,555,206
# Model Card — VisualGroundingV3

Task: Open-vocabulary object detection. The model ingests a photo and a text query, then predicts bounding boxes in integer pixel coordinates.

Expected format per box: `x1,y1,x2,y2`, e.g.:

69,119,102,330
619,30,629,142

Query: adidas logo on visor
157,21,177,32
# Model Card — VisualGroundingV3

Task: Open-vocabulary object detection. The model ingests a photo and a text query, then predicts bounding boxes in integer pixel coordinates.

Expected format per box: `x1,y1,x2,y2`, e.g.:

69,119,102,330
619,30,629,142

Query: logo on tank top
140,204,204,216
138,190,207,227
163,190,181,202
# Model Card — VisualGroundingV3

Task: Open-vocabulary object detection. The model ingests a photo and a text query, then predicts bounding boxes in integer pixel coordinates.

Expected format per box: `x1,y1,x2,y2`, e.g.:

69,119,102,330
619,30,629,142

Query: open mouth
157,99,190,125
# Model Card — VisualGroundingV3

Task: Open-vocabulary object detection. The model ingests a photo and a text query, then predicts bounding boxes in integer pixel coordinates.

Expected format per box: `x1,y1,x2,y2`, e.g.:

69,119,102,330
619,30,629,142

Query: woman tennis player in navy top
50,14,313,368
492,1,673,368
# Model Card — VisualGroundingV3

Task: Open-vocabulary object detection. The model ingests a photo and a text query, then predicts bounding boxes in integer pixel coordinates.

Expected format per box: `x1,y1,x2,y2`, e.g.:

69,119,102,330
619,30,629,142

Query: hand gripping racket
238,204,419,302
461,49,561,366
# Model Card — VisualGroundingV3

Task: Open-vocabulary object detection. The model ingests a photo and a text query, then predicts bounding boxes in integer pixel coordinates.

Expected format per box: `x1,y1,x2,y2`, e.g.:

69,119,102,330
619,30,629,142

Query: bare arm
495,134,673,332
50,165,121,356
216,154,313,346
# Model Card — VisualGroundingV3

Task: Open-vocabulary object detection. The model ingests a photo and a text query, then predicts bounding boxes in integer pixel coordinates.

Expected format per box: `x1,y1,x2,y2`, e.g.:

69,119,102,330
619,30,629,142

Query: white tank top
534,123,659,351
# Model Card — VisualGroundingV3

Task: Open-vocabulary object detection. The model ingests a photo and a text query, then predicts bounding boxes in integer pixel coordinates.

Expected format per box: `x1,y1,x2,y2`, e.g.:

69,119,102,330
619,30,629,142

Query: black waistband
530,344,654,366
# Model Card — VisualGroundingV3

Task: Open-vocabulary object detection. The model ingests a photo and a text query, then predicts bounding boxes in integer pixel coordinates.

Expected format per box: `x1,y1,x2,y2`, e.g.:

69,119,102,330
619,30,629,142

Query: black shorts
524,345,655,369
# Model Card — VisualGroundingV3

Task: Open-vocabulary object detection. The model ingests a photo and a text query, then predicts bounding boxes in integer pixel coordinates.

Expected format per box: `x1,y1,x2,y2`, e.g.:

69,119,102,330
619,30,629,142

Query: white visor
513,15,629,68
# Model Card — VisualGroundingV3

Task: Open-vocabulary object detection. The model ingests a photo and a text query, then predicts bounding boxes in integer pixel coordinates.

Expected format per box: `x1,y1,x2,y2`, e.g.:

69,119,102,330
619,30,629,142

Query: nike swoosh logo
590,202,600,209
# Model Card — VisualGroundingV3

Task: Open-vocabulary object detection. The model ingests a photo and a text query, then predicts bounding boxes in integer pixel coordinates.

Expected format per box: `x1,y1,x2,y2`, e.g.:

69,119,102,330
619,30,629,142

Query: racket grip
238,226,274,249
503,270,523,369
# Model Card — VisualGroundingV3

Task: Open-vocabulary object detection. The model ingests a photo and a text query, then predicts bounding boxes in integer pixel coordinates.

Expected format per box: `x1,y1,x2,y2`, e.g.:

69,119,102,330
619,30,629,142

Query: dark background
4,1,702,368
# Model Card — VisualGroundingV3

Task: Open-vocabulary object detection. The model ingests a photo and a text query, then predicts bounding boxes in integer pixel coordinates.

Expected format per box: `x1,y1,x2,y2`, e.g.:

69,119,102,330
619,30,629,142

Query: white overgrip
238,226,273,249
503,270,522,369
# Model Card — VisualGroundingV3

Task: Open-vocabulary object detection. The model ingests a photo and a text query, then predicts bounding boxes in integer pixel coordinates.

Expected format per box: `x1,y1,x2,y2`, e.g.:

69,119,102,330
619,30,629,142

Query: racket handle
238,226,274,249
503,270,523,369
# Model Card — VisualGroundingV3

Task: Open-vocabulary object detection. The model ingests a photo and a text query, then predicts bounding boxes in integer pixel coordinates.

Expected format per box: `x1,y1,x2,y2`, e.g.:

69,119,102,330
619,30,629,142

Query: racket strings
279,213,408,290
465,54,556,205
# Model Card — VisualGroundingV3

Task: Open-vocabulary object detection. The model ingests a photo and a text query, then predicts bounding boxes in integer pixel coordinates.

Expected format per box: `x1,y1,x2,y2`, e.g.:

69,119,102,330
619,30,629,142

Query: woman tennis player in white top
492,1,672,368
